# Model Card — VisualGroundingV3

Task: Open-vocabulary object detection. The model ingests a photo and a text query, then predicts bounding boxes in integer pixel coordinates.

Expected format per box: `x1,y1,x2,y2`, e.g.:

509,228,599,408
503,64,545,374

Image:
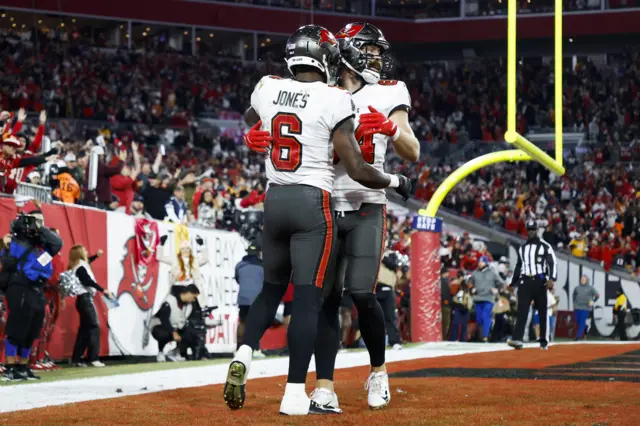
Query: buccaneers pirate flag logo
117,218,160,311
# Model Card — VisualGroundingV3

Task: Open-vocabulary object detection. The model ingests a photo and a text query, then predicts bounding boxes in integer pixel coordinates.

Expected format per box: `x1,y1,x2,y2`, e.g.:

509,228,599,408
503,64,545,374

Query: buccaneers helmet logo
335,23,364,40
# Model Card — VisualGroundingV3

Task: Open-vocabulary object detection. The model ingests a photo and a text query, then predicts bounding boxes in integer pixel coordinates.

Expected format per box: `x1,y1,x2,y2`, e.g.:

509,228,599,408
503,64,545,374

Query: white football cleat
224,345,253,410
279,392,311,416
365,371,391,410
309,388,343,414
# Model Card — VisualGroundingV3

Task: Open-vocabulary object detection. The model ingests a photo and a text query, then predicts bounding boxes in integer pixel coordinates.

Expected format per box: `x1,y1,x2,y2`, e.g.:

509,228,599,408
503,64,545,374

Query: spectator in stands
234,242,265,357
165,185,188,223
470,256,504,342
572,275,599,340
150,284,201,362
84,144,126,209
110,142,141,214
67,245,113,368
141,174,173,220
569,232,588,258
197,190,218,228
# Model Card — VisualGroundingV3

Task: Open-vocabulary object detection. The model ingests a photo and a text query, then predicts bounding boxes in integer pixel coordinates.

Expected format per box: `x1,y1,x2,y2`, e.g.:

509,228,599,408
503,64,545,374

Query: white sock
235,344,253,364
284,382,306,396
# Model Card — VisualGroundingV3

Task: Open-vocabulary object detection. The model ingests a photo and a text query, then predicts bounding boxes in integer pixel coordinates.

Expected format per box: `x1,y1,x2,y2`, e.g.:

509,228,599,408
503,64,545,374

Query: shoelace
364,373,384,393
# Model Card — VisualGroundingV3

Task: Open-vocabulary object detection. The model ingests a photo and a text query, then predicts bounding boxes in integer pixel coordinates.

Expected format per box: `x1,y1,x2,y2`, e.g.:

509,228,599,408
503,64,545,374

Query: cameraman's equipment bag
0,247,34,292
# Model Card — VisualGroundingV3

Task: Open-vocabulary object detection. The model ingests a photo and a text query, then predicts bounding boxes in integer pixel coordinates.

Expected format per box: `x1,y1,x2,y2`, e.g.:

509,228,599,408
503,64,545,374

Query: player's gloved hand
244,121,272,153
359,106,400,140
160,235,168,246
395,174,412,201
195,236,204,246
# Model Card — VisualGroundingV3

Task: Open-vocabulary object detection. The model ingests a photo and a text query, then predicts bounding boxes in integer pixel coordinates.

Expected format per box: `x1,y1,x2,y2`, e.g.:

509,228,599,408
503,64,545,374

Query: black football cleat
223,361,247,410
309,400,343,415
507,339,524,350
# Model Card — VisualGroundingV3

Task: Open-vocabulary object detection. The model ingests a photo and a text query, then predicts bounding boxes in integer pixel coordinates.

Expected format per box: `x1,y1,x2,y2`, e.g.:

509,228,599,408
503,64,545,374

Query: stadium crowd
2,31,640,275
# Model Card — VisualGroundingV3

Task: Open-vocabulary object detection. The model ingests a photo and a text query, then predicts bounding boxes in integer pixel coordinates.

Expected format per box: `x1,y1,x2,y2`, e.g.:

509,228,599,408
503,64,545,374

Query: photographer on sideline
1,213,63,381
150,284,201,362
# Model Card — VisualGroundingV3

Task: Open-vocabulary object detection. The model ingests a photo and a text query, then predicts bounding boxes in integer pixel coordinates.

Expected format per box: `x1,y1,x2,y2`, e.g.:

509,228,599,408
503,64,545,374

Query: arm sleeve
165,200,180,223
29,125,45,153
76,266,104,293
88,254,99,264
18,155,48,167
592,287,600,301
388,81,412,116
11,120,22,134
329,90,356,138
40,228,63,256
102,160,124,178
544,243,558,281
155,302,173,331
511,248,522,284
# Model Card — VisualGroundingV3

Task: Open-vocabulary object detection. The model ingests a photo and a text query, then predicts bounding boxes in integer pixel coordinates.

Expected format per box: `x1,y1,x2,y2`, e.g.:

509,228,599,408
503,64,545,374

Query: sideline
0,342,510,413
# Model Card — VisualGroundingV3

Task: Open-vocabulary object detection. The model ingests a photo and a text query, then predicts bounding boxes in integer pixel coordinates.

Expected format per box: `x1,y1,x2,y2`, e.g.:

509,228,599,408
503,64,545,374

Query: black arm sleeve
155,302,174,331
88,255,99,264
40,228,63,256
544,244,558,281
511,247,522,285
76,266,104,293
18,155,48,167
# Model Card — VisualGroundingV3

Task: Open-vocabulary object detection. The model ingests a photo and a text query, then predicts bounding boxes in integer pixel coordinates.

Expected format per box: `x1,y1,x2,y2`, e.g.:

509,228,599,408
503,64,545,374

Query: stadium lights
72,18,76,23
420,0,564,218
146,27,151,31
142,32,147,36
10,16,14,21
209,33,214,38
196,37,201,42
1,13,5,18
184,31,188,35
244,44,248,48
60,23,65,28
120,25,124,29
38,19,42,24
21,24,25,28
12,23,16,28
266,38,271,43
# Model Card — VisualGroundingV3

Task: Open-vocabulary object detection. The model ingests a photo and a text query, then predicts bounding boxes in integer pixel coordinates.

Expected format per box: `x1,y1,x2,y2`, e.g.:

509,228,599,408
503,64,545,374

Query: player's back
333,79,411,211
250,75,354,193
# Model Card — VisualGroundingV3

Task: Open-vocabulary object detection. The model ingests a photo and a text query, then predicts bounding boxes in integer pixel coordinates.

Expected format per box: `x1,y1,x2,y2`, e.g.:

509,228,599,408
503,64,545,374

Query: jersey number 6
271,113,302,172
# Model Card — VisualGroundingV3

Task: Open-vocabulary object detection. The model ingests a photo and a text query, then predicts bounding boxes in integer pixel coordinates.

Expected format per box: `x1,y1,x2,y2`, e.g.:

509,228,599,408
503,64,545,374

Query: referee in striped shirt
508,220,558,350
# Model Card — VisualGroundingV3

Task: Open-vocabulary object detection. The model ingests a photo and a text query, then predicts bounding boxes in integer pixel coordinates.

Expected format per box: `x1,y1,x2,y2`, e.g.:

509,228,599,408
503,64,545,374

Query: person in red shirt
0,135,54,193
110,142,141,213
192,178,214,218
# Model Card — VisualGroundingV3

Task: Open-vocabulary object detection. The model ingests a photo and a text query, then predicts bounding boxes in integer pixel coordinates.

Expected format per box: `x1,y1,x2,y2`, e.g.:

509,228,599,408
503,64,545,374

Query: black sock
314,289,341,381
242,282,288,350
287,285,323,384
352,293,387,368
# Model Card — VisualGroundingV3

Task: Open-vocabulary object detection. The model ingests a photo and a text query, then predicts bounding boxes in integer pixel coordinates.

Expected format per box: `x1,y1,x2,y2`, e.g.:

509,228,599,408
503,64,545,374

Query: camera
10,214,41,242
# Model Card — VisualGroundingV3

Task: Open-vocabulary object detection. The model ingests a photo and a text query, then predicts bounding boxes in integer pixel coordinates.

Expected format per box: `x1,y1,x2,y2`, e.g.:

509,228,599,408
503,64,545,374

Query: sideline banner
106,212,246,355
0,198,247,359
509,245,640,339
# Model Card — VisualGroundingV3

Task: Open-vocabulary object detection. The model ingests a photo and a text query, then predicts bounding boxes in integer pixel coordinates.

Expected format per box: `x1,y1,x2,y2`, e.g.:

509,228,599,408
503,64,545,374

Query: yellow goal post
419,0,565,218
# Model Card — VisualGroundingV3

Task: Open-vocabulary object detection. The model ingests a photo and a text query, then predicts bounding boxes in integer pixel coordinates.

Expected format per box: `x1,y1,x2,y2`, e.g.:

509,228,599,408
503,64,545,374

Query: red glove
358,106,400,140
244,121,272,153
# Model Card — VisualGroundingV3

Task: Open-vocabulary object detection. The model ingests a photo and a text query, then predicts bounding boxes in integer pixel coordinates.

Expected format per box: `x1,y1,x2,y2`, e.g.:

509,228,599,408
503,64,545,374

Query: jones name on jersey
333,80,411,211
250,75,355,193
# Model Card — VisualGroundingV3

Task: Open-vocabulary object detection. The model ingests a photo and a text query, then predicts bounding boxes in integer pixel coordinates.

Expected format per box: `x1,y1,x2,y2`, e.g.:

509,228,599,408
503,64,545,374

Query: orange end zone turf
2,344,640,426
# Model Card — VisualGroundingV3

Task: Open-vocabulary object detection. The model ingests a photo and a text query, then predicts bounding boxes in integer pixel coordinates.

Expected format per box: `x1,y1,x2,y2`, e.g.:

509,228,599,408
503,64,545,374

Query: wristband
391,126,401,141
387,174,400,188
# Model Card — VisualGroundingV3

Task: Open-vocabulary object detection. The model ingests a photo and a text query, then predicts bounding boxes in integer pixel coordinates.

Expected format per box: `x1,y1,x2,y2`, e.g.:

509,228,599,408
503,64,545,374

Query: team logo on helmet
335,23,364,39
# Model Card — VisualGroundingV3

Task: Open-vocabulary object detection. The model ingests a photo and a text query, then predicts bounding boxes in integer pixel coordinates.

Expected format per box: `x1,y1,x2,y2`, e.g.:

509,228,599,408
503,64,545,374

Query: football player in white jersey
310,22,420,412
223,25,412,416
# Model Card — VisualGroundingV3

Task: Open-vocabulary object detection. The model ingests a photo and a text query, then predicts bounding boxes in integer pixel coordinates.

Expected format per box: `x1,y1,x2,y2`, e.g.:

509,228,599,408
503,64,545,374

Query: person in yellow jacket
613,289,628,341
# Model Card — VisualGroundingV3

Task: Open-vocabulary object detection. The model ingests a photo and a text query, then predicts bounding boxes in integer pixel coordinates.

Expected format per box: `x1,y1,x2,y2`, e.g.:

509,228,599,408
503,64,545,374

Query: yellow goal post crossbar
421,0,565,218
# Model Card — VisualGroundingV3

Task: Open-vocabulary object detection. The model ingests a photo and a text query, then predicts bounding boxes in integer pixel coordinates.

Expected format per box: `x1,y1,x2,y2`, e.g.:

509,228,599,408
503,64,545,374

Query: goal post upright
409,0,565,342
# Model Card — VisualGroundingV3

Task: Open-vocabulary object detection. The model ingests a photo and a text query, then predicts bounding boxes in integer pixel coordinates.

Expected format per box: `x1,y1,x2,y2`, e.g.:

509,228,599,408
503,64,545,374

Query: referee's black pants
513,277,548,346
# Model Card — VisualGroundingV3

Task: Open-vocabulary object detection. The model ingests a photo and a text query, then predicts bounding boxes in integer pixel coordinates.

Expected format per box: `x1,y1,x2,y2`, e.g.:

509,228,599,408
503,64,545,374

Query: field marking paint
0,341,634,413
0,343,506,413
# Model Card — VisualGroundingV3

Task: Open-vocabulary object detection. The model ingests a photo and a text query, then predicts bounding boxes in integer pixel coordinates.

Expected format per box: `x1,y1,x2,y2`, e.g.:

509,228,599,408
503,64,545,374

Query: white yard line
0,341,635,413
0,342,506,413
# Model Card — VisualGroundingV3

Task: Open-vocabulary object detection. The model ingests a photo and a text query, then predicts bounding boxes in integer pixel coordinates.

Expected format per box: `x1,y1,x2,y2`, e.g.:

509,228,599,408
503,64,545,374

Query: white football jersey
250,75,355,193
332,80,411,211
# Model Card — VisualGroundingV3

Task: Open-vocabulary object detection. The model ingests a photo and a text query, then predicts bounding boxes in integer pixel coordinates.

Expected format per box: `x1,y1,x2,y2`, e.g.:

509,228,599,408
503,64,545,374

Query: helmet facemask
339,38,391,85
